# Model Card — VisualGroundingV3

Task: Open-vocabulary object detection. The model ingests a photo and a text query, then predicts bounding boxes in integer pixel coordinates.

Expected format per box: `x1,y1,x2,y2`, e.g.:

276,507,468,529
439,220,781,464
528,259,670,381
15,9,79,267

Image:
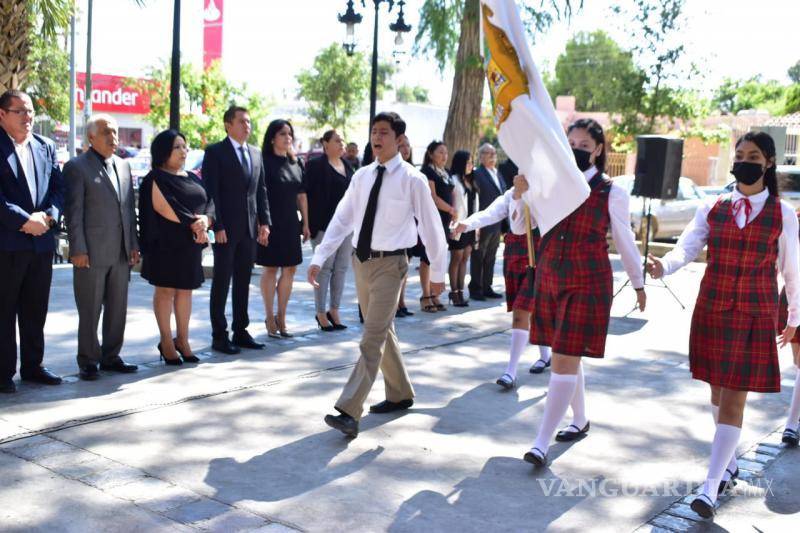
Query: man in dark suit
203,105,271,354
63,114,139,381
469,143,506,301
0,90,64,393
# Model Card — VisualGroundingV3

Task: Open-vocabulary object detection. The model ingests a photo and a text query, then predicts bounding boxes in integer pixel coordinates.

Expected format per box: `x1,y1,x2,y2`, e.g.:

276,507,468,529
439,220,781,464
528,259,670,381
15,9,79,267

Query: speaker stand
614,197,686,316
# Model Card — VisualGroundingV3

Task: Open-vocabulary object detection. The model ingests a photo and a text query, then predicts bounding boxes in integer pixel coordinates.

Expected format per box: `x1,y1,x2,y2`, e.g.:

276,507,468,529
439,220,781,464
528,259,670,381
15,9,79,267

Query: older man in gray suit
64,114,139,381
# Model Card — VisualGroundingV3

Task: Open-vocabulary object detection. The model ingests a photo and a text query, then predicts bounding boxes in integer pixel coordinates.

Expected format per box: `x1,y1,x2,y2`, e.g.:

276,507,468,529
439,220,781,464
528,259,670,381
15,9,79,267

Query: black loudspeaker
632,136,684,200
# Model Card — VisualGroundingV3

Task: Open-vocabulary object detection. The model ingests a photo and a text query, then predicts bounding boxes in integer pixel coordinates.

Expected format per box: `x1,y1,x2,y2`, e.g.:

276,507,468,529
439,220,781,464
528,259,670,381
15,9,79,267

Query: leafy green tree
712,76,787,115
133,60,271,149
415,0,580,159
26,33,69,122
296,43,369,138
784,84,800,114
547,31,645,114
396,84,430,103
376,60,396,100
789,60,800,84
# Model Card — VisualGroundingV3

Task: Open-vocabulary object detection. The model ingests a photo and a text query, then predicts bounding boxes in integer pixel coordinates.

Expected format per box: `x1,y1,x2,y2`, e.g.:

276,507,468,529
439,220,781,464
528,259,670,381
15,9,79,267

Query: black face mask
731,161,764,186
572,148,593,171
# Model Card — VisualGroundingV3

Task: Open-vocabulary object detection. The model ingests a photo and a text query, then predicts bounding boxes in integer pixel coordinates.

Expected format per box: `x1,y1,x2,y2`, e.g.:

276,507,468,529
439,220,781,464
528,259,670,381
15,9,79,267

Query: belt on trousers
359,249,406,260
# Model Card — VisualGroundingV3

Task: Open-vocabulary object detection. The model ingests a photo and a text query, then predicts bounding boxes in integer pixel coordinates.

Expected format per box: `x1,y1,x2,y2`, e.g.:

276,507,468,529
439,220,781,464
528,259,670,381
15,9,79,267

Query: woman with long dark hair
257,119,309,338
648,131,800,518
306,129,354,331
421,140,455,311
448,150,478,306
139,129,214,365
519,118,646,466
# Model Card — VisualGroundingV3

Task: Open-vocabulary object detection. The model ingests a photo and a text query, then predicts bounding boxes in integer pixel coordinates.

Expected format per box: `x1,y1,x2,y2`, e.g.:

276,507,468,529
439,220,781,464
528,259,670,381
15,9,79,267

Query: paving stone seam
1,434,303,531
0,328,510,447
636,425,793,532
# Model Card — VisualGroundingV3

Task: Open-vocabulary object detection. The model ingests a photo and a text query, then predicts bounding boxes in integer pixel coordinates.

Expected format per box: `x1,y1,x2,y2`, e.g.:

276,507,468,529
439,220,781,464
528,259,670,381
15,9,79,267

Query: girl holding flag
647,131,800,518
454,177,551,389
520,119,646,466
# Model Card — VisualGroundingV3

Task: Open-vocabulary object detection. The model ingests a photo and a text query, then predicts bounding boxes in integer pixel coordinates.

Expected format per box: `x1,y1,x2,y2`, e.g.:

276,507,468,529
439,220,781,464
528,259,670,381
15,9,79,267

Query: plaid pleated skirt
689,308,782,392
503,233,538,313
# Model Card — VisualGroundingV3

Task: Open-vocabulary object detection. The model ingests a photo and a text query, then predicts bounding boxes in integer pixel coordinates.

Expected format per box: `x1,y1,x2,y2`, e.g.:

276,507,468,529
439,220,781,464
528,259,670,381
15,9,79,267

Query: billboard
76,73,150,115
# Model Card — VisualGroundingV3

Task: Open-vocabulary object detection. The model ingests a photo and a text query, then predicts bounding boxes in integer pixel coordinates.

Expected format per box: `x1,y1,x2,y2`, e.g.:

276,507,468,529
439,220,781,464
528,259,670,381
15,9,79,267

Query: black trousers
0,250,53,382
210,233,255,339
468,229,501,296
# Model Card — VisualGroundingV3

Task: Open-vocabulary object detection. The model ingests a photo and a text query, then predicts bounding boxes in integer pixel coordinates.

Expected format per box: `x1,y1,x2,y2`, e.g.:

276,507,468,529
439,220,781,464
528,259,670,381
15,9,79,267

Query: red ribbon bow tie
732,197,753,225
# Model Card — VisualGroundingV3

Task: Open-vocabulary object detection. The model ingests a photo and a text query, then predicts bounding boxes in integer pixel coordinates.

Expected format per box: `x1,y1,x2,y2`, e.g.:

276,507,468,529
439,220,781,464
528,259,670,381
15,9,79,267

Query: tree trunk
0,1,32,91
442,0,484,164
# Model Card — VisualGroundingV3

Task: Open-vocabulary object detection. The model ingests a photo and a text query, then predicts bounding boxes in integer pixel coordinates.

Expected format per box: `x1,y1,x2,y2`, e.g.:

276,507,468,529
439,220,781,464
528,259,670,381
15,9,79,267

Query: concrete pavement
1,245,799,532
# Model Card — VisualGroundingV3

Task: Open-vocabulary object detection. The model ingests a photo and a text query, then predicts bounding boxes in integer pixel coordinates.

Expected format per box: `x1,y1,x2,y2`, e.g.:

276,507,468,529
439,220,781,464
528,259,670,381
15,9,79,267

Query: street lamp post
169,0,181,130
338,0,411,142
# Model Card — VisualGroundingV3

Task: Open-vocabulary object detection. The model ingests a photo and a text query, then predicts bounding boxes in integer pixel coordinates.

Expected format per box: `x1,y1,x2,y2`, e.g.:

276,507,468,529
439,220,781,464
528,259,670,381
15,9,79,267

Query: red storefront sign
203,0,224,69
76,73,150,115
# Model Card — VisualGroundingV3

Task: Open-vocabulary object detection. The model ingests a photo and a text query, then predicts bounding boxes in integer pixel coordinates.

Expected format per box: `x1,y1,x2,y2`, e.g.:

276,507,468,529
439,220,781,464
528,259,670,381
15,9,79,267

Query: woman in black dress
139,129,214,365
449,150,478,306
256,119,309,338
421,140,456,310
306,129,354,331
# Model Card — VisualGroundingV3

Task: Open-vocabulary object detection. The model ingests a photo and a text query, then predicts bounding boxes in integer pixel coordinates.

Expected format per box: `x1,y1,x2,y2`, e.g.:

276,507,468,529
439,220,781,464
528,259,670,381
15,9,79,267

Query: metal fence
606,152,628,177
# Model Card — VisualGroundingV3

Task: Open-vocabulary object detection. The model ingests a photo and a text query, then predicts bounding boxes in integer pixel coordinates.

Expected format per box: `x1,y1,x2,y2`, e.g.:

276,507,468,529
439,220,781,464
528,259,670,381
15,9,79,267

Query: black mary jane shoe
523,447,547,467
717,466,739,495
173,338,200,363
782,428,800,447
315,315,335,332
495,373,516,390
529,358,551,374
327,312,347,330
690,494,716,519
555,421,590,442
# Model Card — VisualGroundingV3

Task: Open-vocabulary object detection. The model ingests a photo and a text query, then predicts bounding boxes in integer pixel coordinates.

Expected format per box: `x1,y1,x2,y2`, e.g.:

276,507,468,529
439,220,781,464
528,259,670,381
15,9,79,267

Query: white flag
481,0,589,235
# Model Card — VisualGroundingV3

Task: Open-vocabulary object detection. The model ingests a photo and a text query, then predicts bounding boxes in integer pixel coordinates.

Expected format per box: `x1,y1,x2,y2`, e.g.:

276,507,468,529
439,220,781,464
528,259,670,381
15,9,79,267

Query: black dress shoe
79,364,100,381
470,292,486,301
20,367,62,385
782,428,800,447
555,421,590,442
485,290,504,299
100,360,138,373
324,413,359,437
212,337,241,354
232,331,265,349
369,399,414,414
327,312,347,330
0,380,16,393
690,494,715,519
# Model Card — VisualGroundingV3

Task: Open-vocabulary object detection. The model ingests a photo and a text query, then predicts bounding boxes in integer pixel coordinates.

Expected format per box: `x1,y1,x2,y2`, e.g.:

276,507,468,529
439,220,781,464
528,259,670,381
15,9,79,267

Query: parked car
186,149,204,177
720,166,800,209
615,175,707,241
128,152,151,191
698,184,732,197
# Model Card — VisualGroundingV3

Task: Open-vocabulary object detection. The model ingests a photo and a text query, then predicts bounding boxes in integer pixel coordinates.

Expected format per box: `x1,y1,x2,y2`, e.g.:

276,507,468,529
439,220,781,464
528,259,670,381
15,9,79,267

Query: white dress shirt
310,152,449,283
587,167,644,289
462,189,533,236
228,136,251,173
661,188,800,326
452,177,468,221
487,166,503,193
9,133,37,205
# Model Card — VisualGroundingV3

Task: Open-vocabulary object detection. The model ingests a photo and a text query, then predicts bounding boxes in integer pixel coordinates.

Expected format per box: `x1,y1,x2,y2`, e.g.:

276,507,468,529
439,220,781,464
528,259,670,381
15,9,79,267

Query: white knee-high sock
710,404,738,481
505,329,528,379
702,424,741,503
786,367,800,432
568,362,587,429
532,372,578,454
538,345,552,362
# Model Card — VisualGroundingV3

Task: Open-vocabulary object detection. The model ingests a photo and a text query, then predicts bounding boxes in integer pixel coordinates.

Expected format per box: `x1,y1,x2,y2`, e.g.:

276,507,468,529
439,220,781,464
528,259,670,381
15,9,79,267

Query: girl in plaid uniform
777,229,800,448
649,132,800,518
455,186,551,389
519,119,646,467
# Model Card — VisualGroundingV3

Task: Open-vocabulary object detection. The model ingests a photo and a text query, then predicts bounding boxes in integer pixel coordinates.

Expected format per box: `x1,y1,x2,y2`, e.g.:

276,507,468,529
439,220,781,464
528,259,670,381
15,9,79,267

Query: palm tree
0,0,74,92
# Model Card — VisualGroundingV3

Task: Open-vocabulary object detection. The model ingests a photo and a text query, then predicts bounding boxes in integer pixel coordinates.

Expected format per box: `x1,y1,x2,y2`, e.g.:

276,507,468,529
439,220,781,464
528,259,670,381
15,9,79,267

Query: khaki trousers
335,254,415,420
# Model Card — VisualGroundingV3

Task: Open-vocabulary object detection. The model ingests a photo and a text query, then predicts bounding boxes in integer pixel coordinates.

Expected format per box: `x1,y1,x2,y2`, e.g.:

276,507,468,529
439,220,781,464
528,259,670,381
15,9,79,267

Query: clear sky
72,0,800,107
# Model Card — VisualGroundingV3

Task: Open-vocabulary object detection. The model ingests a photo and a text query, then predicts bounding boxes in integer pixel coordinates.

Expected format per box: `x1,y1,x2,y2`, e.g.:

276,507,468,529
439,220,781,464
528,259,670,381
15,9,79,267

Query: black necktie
239,145,251,177
356,165,386,262
105,159,120,199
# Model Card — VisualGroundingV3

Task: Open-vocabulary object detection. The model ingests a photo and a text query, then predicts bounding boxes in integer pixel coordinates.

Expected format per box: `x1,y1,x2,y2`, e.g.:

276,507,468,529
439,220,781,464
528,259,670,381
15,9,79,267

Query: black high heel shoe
173,338,200,363
327,311,347,330
158,343,183,366
315,315,335,332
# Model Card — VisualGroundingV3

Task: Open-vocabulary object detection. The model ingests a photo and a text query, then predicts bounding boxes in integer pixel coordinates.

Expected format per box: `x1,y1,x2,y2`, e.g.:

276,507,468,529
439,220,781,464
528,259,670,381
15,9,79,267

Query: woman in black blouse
139,129,214,365
256,120,309,338
421,140,456,311
306,129,354,331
